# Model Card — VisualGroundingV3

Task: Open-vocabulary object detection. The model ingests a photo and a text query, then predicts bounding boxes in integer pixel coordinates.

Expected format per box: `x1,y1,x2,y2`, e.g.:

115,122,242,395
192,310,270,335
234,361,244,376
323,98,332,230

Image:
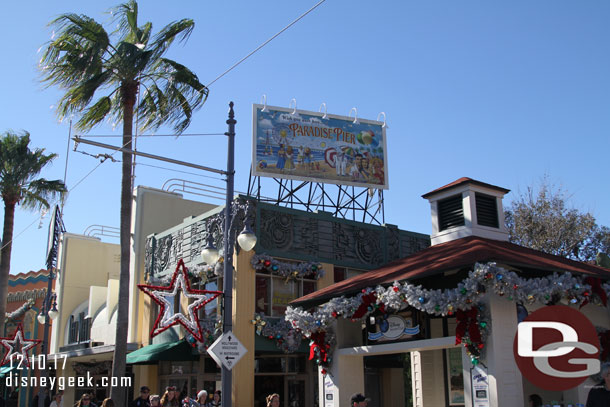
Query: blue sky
0,1,609,274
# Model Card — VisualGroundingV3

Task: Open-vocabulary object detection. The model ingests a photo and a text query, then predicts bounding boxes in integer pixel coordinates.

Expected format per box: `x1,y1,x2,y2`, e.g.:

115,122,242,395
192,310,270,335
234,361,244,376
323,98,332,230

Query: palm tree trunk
111,84,136,407
0,202,16,337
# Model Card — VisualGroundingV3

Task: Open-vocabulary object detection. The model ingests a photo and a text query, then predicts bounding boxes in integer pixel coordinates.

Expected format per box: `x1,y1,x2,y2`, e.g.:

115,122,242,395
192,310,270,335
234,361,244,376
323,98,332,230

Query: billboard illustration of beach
252,104,389,189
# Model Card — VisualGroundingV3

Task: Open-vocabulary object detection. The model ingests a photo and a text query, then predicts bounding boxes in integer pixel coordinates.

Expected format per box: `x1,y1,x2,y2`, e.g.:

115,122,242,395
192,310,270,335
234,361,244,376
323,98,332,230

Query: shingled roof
291,235,610,308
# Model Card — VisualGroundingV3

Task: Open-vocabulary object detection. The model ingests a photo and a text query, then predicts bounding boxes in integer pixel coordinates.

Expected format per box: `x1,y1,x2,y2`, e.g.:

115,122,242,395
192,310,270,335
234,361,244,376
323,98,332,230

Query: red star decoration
138,259,222,342
0,324,41,368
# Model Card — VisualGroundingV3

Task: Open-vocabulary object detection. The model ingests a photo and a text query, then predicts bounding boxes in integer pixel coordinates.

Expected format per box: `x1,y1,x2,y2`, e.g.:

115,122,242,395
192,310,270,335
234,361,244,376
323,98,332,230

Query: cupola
422,177,510,245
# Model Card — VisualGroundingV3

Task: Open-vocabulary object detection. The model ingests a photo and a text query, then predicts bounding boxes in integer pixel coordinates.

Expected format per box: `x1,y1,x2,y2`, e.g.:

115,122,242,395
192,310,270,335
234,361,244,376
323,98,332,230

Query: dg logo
513,305,601,391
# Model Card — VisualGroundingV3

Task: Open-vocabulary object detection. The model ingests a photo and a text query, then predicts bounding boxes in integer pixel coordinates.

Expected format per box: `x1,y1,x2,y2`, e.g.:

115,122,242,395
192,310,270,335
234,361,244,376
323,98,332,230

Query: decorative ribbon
580,277,608,309
352,292,385,319
309,331,329,363
455,308,480,345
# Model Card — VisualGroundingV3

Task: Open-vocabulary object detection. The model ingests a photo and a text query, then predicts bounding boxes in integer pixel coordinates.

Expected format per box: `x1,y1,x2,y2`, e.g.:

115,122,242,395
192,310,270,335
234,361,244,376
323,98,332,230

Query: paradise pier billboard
252,104,389,189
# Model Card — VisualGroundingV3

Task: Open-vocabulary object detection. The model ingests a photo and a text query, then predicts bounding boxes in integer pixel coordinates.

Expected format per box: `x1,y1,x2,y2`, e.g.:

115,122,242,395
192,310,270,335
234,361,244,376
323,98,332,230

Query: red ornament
321,369,327,375
138,259,222,342
393,286,399,292
513,284,518,290
0,324,41,368
264,260,272,267
478,343,485,349
331,311,338,318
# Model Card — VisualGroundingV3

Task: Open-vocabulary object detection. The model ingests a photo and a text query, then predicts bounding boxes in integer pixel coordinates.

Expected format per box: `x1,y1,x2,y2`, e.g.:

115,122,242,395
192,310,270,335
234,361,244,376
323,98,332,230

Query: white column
320,355,365,407
318,319,365,407
411,351,423,407
484,293,524,407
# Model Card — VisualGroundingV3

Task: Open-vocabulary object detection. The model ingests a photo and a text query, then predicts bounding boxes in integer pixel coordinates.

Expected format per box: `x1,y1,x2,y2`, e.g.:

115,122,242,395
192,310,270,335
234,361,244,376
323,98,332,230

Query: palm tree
40,2,208,404
0,131,66,337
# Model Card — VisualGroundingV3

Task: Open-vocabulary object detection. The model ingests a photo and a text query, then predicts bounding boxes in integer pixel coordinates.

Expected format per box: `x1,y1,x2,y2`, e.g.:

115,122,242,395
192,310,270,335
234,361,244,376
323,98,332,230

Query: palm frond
0,132,65,210
138,22,152,46
42,2,206,137
21,179,67,210
139,58,208,133
111,0,139,43
76,96,113,131
56,71,113,118
149,19,194,60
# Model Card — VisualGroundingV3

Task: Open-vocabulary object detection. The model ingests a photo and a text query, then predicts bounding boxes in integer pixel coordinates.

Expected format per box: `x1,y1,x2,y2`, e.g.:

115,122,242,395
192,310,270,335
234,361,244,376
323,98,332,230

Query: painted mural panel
252,104,389,189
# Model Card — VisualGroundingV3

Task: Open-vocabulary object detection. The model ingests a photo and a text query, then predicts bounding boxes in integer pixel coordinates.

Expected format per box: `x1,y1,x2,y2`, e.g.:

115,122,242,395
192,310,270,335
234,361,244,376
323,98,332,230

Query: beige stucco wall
50,234,120,353
129,186,217,345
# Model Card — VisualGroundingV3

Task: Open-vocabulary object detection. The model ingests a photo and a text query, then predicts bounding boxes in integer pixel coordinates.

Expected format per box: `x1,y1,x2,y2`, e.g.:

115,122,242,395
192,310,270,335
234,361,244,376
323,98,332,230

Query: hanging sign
252,104,389,189
368,315,420,341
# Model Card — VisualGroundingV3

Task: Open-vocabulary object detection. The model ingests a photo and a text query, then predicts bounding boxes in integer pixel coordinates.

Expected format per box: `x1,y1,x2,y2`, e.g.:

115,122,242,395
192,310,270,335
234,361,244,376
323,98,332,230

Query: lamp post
37,271,58,407
200,103,256,407
71,102,255,407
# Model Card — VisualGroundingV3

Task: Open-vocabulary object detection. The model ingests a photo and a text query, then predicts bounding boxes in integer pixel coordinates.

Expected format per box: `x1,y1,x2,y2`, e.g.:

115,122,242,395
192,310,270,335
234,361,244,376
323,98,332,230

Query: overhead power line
206,0,327,88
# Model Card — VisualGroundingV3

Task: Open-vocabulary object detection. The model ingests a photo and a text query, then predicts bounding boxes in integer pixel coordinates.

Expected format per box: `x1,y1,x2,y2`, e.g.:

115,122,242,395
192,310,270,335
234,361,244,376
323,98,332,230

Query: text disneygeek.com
3,355,131,390
4,373,132,390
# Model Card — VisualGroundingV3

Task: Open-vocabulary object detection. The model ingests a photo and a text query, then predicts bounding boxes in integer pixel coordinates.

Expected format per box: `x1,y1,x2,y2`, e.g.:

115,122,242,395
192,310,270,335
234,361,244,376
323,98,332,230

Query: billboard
252,104,388,189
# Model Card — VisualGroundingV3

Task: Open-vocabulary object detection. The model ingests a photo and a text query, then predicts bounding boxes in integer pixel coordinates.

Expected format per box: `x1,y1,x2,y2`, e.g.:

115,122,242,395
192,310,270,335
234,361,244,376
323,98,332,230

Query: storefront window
255,263,317,317
255,356,285,373
254,355,306,373
198,278,221,318
159,361,198,400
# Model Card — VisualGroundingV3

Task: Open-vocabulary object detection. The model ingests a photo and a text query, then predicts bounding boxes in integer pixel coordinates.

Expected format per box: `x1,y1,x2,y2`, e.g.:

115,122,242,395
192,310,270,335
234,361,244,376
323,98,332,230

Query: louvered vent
438,194,464,231
475,193,498,228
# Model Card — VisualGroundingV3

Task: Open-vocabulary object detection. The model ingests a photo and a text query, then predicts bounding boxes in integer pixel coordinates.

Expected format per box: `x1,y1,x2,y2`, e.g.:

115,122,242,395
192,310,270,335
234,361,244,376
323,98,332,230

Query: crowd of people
28,386,368,407
129,386,221,407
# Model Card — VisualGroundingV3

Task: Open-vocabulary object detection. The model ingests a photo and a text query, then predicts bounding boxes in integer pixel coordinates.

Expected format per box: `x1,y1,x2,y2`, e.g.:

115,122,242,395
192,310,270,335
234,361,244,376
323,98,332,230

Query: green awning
0,365,16,377
127,339,198,365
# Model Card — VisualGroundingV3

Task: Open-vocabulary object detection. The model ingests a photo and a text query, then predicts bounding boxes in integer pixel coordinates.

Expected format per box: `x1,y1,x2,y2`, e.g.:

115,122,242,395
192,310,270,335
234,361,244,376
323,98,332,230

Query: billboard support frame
247,171,385,225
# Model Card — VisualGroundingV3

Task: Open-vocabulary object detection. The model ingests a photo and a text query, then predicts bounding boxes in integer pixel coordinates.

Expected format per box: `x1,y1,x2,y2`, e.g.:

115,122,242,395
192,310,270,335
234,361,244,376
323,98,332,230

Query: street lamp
201,235,220,265
37,272,58,407
236,222,257,252
201,221,257,266
37,294,58,324
218,102,257,407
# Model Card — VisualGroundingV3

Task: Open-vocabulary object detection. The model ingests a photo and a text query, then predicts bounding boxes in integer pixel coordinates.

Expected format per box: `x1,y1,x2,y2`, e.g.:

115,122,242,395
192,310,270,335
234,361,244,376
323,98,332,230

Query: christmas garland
286,262,609,368
150,264,222,286
251,254,324,281
251,313,303,353
455,304,489,365
193,317,222,351
5,299,35,323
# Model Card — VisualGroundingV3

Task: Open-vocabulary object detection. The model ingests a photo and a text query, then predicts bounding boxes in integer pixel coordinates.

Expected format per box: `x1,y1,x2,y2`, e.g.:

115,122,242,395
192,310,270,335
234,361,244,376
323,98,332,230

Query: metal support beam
73,137,228,175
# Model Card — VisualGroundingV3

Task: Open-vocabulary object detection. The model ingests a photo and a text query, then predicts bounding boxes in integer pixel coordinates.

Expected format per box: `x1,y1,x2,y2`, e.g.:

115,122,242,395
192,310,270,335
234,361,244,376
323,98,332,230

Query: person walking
49,393,62,407
74,394,91,407
266,394,280,407
131,387,151,407
350,393,369,407
161,387,179,407
586,362,610,407
208,391,220,407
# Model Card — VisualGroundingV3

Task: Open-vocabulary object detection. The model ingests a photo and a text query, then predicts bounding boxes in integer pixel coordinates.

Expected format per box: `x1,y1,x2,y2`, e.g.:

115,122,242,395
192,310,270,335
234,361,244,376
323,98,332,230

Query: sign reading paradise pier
252,104,389,189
